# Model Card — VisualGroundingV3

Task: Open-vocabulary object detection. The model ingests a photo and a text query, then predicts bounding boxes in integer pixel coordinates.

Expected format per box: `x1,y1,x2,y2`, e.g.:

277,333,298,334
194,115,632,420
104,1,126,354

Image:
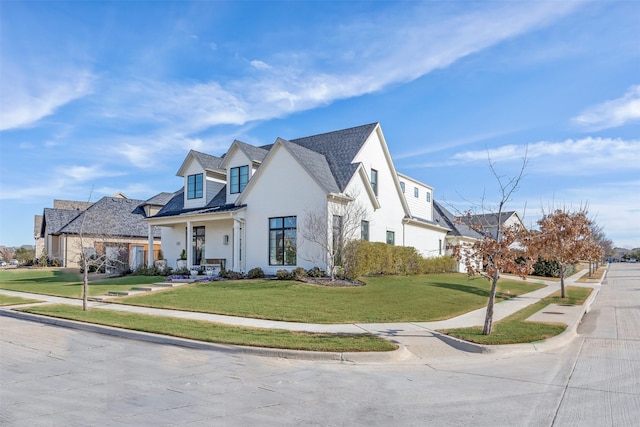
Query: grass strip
0,294,41,306
439,286,592,345
18,304,397,352
118,274,544,323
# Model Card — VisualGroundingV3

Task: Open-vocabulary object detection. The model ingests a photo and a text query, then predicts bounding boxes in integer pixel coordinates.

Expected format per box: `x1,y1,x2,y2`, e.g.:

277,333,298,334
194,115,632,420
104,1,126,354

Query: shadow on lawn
430,282,511,299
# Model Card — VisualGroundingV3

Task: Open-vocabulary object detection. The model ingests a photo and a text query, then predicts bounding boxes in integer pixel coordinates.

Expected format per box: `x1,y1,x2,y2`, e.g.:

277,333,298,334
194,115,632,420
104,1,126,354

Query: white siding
404,224,447,258
399,174,433,222
182,160,207,210
350,132,407,246
242,145,327,275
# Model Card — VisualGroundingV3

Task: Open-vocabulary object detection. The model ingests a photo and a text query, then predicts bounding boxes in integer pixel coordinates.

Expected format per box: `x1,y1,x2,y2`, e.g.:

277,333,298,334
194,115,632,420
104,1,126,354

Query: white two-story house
144,123,470,274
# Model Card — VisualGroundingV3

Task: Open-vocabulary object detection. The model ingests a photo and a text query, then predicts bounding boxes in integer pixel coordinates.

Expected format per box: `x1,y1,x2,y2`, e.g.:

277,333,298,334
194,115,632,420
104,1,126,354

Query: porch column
233,219,241,272
186,221,193,268
147,224,154,267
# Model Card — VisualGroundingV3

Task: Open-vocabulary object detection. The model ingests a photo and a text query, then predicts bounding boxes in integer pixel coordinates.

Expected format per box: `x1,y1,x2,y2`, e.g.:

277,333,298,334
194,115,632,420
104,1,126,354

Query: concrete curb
0,308,407,363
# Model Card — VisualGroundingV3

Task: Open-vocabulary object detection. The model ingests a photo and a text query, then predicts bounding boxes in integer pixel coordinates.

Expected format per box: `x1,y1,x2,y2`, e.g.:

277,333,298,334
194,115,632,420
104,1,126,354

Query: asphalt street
1,263,638,426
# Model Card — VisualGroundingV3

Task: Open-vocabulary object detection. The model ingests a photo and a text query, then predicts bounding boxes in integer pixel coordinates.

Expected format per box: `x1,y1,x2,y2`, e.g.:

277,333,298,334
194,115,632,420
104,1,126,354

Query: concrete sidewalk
0,268,604,362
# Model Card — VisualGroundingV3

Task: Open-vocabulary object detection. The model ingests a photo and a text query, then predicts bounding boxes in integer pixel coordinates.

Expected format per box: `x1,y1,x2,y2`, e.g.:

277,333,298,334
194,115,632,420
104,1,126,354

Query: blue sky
1,1,639,249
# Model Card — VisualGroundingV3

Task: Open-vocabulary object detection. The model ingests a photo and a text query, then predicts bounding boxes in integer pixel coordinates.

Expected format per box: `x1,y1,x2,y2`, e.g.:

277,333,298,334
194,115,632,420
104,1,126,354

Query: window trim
371,169,378,196
400,182,405,193
187,174,203,200
230,165,249,194
361,220,370,241
268,216,297,266
414,187,419,198
426,191,431,202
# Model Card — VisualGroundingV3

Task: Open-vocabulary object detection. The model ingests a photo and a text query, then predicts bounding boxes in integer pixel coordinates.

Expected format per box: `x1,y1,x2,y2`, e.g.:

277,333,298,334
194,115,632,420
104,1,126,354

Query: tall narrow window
187,174,203,199
332,215,343,266
361,220,370,241
230,165,249,194
371,169,378,196
414,187,419,198
400,182,405,193
269,216,297,265
192,226,205,265
439,239,442,255
426,192,431,202
386,230,395,245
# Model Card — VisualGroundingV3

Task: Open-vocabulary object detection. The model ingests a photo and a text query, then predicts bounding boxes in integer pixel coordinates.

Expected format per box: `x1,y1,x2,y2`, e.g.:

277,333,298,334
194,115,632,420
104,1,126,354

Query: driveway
1,263,638,426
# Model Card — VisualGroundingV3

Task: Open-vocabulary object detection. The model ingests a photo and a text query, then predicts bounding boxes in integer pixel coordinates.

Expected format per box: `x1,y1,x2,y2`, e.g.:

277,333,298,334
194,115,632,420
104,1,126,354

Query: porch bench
202,258,226,273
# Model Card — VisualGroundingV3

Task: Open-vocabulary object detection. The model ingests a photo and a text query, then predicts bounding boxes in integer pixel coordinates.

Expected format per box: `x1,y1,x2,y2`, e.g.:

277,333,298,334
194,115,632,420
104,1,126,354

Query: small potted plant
154,249,167,268
177,249,187,269
190,266,200,278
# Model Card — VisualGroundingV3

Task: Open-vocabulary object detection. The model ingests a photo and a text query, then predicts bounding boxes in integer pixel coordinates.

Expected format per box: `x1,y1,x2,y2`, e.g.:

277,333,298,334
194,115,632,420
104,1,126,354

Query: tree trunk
483,271,499,335
559,265,566,299
83,260,88,311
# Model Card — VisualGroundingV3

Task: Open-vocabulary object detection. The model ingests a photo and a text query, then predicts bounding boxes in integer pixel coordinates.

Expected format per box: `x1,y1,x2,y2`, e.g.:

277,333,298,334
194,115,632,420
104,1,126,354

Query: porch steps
131,286,154,291
108,290,133,296
104,280,193,298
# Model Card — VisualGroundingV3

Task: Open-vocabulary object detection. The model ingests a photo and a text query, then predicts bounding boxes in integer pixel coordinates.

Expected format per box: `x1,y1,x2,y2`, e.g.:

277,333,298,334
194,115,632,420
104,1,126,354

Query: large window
230,165,249,194
269,216,297,265
192,226,205,265
371,169,378,196
187,174,203,199
361,220,370,241
386,230,395,245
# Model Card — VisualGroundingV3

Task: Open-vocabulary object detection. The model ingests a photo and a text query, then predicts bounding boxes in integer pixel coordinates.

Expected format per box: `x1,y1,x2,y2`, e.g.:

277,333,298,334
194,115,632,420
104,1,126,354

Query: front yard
118,274,543,323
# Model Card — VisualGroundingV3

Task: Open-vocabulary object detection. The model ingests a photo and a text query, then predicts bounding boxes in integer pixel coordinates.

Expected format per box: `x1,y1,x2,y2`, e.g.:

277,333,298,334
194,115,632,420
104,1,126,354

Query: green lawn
19,304,396,352
0,294,41,306
118,274,544,323
440,286,593,345
0,269,162,298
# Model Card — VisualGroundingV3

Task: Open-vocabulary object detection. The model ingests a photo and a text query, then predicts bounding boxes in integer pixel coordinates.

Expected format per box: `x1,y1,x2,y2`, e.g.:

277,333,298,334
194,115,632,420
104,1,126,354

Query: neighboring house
146,122,463,274
37,194,166,270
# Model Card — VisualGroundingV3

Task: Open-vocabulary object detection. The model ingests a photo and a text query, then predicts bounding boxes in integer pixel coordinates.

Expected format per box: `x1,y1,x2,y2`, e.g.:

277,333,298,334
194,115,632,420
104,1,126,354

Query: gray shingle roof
59,197,160,238
289,123,378,192
278,138,340,193
460,212,517,229
233,140,269,163
143,192,175,206
153,186,240,218
433,201,484,239
191,150,224,172
42,208,82,237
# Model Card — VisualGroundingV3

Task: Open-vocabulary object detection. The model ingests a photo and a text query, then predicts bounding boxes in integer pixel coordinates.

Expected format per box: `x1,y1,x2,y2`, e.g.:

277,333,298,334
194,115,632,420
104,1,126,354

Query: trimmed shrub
341,240,457,279
247,267,265,279
276,269,292,280
291,267,307,280
532,258,576,278
307,266,325,278
219,270,244,280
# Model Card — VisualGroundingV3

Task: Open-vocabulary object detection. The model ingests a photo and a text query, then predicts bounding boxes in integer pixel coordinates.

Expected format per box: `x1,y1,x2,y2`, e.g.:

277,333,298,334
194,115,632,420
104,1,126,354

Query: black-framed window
426,191,431,202
414,187,419,198
361,220,370,241
230,165,249,194
400,182,405,193
269,216,297,265
187,174,203,199
439,239,442,255
371,169,378,196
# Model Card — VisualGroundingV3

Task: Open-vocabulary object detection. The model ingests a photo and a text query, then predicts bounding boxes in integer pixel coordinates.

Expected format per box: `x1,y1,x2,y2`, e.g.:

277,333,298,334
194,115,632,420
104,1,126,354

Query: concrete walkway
0,269,604,361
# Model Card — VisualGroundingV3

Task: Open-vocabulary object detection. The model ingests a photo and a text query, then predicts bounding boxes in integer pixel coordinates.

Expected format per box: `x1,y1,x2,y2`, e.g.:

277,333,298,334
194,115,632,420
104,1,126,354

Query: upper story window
414,187,419,198
400,182,405,193
187,174,203,199
230,165,249,194
371,169,378,196
426,192,431,202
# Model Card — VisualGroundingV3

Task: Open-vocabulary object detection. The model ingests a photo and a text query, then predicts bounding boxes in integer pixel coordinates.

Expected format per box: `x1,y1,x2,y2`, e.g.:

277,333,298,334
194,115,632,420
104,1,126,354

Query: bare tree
302,194,368,280
0,246,15,262
589,222,613,273
453,151,533,335
529,206,602,298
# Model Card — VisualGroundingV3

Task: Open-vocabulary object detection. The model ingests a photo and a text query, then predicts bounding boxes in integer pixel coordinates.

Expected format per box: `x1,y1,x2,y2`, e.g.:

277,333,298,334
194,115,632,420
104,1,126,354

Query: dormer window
426,192,431,202
187,174,203,199
230,165,249,194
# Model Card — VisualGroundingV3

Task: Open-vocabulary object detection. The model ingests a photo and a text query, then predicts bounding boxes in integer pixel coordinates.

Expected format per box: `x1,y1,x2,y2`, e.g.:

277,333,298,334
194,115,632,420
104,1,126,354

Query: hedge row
341,240,457,279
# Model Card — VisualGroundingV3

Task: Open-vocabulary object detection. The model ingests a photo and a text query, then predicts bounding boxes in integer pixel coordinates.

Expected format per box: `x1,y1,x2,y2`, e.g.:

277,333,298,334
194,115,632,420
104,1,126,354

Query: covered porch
145,208,246,273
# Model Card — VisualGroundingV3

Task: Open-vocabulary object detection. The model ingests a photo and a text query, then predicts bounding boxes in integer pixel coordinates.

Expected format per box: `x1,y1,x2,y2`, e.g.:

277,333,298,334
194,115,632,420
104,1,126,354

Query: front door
193,226,205,265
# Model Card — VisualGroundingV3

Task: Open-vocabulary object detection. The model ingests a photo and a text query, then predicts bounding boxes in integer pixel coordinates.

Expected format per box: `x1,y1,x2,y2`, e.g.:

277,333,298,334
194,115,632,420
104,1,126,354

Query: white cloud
99,2,583,136
0,66,94,131
572,85,640,131
440,137,640,174
57,164,125,182
250,59,271,70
